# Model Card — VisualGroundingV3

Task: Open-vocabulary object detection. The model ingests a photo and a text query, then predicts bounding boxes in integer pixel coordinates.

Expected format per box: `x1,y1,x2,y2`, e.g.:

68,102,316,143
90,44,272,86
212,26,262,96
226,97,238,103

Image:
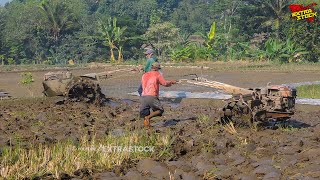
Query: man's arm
158,73,176,87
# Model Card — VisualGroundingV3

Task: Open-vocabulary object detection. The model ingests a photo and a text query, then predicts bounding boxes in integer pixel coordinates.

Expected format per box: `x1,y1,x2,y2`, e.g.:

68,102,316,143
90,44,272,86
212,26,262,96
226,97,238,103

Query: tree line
0,0,319,65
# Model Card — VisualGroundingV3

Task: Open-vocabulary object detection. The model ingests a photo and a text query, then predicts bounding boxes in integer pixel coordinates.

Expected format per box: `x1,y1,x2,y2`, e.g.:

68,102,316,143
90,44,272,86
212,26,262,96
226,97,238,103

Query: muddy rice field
1,64,320,179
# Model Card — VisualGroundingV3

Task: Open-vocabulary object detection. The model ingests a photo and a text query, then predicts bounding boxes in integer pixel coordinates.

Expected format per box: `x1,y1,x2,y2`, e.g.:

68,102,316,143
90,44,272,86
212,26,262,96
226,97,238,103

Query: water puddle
128,91,232,99
129,81,320,106
296,98,320,106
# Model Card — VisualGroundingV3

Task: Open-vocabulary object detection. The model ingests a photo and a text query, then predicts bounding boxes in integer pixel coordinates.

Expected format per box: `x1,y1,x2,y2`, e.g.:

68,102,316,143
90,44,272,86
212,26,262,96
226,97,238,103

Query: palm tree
261,0,291,38
39,0,75,42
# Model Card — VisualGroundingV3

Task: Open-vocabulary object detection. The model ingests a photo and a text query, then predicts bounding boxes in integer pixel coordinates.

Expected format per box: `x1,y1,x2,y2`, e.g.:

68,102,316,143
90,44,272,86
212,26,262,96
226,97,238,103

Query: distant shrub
20,72,35,96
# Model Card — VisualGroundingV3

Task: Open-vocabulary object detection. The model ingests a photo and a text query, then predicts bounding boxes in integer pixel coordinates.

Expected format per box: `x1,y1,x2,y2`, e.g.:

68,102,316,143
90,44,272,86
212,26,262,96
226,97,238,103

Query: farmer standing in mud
138,48,158,96
140,62,176,127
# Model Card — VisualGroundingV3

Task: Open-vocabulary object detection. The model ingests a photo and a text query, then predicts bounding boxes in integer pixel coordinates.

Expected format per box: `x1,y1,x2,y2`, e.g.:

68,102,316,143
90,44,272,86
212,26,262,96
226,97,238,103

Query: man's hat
151,62,161,69
144,49,155,55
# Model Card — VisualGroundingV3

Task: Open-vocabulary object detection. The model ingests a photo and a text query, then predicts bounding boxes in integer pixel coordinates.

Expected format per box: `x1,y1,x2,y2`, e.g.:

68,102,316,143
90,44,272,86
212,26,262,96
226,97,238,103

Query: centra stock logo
289,3,318,23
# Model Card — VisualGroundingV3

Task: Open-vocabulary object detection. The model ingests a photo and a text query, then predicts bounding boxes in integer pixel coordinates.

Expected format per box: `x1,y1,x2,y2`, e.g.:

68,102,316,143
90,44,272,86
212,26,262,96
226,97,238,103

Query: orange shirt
141,70,171,96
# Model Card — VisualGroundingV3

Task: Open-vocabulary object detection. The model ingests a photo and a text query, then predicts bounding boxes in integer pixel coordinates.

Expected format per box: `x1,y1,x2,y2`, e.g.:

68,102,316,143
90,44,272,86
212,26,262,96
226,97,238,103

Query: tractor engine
251,85,296,114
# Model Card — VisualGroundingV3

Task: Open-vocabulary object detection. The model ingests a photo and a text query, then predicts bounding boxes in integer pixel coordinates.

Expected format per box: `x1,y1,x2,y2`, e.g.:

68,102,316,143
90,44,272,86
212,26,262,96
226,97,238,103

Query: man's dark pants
140,96,164,118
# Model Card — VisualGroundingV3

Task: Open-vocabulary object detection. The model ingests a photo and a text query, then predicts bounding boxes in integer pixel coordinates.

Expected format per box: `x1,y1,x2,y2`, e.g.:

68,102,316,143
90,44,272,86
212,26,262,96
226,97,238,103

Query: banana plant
99,17,126,63
114,23,126,63
279,39,309,62
264,38,309,62
205,22,216,49
264,38,284,60
99,18,116,63
237,42,267,61
169,45,193,62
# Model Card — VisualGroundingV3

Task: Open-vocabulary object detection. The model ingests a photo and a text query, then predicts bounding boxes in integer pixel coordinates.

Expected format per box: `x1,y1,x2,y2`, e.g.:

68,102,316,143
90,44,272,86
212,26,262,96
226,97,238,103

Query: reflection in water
296,98,320,106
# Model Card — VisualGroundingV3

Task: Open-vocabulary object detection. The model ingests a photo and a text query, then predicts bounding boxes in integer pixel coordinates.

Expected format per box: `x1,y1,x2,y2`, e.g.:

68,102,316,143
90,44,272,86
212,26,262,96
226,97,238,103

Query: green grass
197,114,210,124
276,124,299,132
297,84,320,99
203,166,219,179
0,129,173,179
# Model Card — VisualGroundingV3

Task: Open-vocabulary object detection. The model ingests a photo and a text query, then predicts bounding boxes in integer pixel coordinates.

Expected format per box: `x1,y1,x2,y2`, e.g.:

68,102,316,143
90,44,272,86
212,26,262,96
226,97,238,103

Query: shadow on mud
286,119,313,128
153,117,197,128
263,119,312,130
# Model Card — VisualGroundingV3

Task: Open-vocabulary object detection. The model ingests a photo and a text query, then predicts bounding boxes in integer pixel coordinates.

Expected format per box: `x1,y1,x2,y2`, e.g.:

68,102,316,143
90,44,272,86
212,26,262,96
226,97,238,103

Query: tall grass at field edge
0,129,173,179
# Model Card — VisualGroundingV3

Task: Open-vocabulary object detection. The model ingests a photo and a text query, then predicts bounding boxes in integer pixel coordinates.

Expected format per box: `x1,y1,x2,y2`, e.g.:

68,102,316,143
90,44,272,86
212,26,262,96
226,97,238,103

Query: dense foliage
0,0,319,64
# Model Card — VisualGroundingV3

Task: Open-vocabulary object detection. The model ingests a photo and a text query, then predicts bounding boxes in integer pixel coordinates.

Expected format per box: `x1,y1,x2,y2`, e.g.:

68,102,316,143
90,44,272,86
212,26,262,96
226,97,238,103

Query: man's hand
171,80,177,84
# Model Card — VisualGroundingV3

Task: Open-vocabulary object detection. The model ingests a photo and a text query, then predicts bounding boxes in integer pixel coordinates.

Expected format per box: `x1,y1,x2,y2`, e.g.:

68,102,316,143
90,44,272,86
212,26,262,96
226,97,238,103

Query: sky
0,0,11,6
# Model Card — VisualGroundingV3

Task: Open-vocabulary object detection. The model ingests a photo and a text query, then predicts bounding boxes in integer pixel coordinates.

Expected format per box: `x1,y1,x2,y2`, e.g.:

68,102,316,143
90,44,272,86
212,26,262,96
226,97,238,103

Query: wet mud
1,66,320,179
